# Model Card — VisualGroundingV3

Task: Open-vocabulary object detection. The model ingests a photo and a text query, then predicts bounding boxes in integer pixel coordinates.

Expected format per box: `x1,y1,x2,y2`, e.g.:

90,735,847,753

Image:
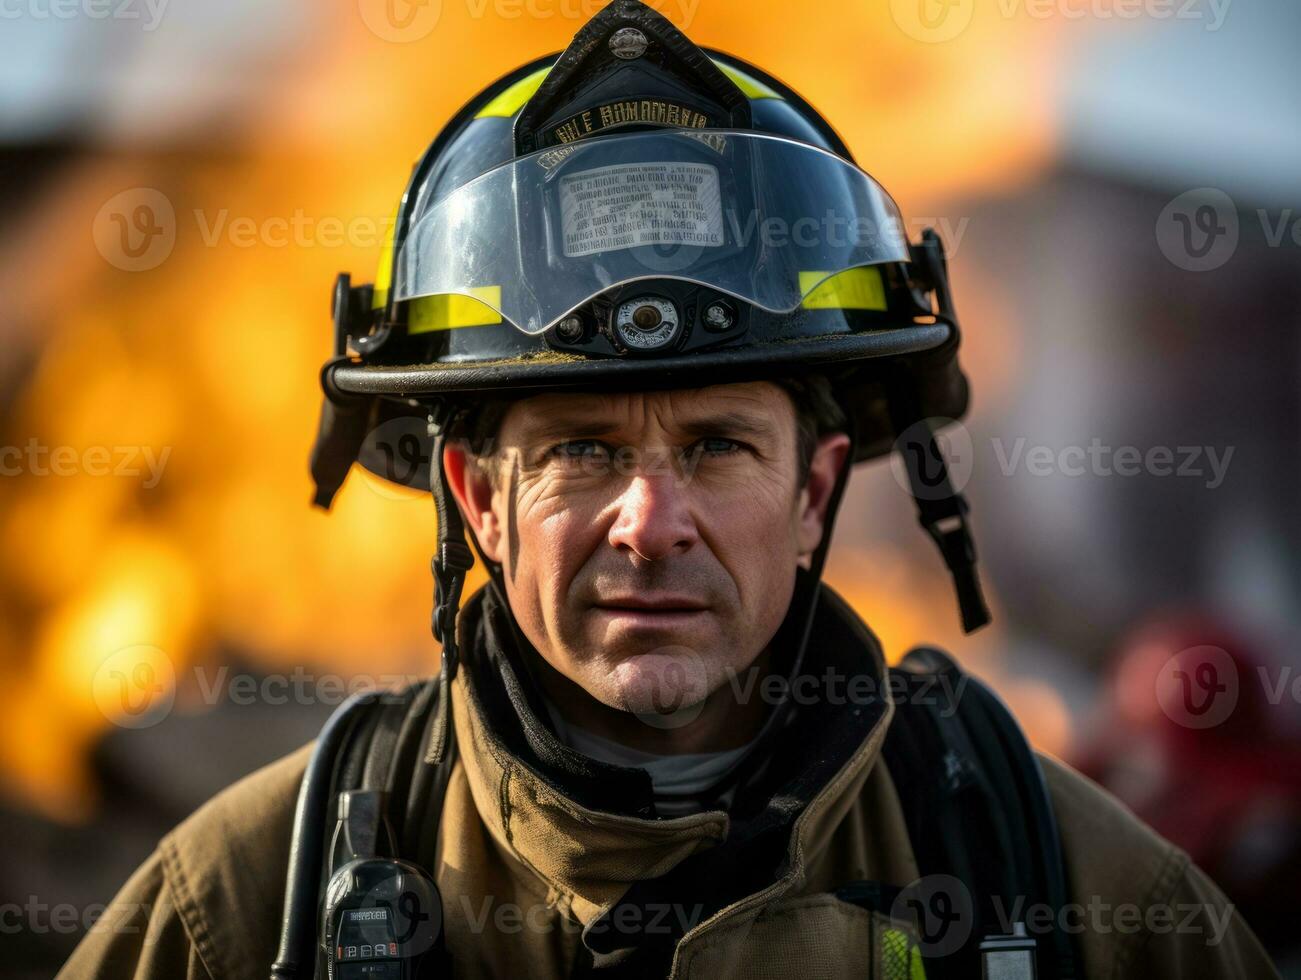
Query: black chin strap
886,373,991,634
788,398,859,671
427,401,475,762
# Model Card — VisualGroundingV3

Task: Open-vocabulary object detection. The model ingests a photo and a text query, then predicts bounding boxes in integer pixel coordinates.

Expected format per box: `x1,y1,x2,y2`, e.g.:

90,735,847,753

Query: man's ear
442,442,504,564
796,432,852,561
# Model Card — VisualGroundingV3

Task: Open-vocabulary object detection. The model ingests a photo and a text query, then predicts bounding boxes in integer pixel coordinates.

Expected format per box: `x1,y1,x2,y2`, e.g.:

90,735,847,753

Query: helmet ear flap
836,227,972,464
311,272,433,510
309,380,372,511
894,225,974,449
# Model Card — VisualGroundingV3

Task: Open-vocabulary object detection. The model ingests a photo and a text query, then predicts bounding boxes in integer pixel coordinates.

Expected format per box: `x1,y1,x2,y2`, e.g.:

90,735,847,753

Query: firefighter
60,2,1277,978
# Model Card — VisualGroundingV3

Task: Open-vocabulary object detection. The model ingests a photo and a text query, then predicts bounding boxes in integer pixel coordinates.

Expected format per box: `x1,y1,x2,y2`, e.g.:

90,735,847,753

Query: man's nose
607,466,699,562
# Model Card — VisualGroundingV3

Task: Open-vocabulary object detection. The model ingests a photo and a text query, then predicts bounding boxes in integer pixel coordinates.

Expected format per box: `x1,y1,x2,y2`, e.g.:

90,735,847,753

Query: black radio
319,790,445,980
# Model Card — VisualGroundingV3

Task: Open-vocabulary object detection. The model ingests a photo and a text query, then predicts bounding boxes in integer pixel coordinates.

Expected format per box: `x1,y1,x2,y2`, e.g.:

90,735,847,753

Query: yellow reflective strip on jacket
880,926,927,980
476,66,553,118
799,267,887,311
408,288,503,334
713,61,783,100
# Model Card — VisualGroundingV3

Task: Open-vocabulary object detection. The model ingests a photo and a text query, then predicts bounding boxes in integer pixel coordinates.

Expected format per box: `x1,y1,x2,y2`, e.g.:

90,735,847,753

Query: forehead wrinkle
509,385,785,445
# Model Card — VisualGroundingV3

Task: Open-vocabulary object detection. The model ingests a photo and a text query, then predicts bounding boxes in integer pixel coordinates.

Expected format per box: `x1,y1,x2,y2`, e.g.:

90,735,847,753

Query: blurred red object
1076,613,1301,952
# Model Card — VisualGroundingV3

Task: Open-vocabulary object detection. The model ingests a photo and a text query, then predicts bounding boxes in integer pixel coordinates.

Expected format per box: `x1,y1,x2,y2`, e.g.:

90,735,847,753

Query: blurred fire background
0,0,1297,975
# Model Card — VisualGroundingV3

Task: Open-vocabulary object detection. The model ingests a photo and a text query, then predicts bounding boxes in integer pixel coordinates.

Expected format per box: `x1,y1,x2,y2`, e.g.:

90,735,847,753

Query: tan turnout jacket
59,587,1278,979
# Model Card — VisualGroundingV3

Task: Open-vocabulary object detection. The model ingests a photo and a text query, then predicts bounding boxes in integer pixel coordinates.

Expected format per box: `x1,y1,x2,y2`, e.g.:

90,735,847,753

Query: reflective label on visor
559,162,723,258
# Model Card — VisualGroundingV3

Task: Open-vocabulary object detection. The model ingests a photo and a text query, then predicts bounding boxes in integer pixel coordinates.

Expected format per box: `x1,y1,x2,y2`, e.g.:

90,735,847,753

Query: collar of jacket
448,572,895,936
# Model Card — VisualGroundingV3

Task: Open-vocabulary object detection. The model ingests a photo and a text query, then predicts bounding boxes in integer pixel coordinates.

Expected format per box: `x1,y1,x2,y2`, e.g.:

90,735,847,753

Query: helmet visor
395,130,910,335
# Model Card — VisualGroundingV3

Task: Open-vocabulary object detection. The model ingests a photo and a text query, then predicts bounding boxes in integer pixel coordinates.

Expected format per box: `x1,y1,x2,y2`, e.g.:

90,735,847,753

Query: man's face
445,381,849,717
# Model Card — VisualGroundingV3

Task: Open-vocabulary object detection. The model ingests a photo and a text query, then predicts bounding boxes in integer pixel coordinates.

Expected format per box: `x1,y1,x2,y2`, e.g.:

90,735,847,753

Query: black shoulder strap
325,680,459,871
273,680,459,980
878,646,1077,980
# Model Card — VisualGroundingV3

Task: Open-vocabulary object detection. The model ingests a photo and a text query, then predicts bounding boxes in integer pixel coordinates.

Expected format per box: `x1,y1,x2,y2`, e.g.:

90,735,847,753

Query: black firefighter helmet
309,0,990,666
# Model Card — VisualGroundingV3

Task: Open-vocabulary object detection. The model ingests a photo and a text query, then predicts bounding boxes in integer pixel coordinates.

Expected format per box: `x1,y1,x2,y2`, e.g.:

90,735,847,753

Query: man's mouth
591,595,709,620
593,593,707,609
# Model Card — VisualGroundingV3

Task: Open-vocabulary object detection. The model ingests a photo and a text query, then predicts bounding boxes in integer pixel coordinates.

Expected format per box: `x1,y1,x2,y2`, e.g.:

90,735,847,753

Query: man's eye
690,438,742,457
547,440,609,462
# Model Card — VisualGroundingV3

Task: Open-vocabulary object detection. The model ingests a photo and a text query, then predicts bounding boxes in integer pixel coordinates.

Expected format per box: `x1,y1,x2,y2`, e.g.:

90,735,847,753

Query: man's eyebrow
676,413,778,441
512,416,620,444
512,410,778,444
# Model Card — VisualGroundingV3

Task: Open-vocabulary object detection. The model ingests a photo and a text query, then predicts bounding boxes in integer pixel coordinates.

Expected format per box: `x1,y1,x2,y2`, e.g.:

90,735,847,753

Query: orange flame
0,0,1089,819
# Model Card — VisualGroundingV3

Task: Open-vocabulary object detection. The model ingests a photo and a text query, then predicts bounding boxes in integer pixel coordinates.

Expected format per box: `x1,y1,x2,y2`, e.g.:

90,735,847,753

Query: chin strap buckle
431,541,474,648
428,402,475,680
893,414,991,634
916,486,990,633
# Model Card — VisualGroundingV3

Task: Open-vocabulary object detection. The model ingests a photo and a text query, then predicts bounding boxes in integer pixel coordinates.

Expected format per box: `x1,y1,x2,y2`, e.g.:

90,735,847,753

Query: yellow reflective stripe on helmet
372,258,391,310
372,197,403,309
799,267,887,311
408,288,503,334
473,60,782,119
476,66,553,118
713,61,782,100
880,926,927,980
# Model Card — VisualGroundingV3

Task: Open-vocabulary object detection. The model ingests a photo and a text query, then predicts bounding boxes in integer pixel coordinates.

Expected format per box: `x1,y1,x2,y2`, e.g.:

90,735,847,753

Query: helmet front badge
609,27,649,60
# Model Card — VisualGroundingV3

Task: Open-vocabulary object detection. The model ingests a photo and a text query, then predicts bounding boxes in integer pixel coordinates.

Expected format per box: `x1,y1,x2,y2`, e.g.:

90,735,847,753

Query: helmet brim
330,322,952,399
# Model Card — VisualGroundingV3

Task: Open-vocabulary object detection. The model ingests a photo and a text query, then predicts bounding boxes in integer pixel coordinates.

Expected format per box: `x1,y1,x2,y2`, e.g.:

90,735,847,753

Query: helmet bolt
631,305,662,331
609,27,648,60
556,315,584,343
702,302,735,332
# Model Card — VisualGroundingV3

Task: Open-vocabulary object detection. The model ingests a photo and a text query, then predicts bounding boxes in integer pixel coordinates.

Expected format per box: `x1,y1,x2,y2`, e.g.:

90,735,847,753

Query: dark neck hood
452,571,893,970
457,569,889,823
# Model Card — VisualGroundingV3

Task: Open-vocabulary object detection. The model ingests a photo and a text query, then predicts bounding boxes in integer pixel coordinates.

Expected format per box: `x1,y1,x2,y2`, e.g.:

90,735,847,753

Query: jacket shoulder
1039,753,1277,979
157,742,313,980
59,744,314,980
1039,751,1183,893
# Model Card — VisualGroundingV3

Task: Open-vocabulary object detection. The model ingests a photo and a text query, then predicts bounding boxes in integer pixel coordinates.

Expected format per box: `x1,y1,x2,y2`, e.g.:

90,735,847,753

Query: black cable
270,690,383,980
